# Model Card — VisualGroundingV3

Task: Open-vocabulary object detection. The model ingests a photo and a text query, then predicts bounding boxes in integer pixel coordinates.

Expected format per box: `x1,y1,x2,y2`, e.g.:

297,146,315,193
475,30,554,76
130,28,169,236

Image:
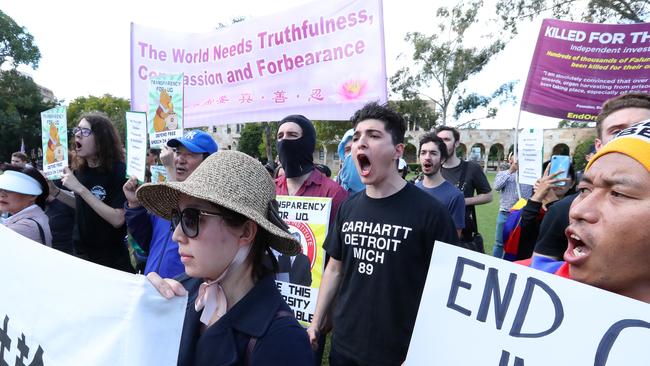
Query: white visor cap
0,170,43,196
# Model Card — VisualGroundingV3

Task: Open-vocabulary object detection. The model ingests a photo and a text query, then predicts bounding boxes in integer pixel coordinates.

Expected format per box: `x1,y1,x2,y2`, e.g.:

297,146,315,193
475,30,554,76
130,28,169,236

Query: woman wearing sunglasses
53,113,133,272
137,151,313,365
0,164,52,246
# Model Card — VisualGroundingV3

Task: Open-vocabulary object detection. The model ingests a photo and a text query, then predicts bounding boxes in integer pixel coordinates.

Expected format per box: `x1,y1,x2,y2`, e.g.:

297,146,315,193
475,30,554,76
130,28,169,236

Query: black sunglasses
171,207,223,238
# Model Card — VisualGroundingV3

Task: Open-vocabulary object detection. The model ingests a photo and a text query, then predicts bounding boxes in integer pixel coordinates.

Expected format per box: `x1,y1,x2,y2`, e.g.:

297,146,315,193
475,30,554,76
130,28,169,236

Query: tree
391,1,516,127
67,94,131,143
496,0,649,34
0,10,41,68
573,135,596,171
238,123,264,159
313,120,352,147
0,70,57,162
557,119,593,128
388,99,439,131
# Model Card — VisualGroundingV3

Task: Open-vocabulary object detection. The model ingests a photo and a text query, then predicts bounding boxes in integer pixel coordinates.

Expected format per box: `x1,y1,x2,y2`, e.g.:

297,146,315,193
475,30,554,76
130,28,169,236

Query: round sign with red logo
287,221,317,268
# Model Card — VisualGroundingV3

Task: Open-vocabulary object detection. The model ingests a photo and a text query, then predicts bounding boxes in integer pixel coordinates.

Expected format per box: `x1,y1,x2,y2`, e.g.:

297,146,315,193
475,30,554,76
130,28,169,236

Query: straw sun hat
136,150,300,255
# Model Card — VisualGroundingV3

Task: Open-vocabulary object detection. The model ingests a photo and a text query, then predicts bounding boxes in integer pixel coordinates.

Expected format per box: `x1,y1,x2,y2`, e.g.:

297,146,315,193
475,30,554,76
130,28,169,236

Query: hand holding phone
549,155,571,186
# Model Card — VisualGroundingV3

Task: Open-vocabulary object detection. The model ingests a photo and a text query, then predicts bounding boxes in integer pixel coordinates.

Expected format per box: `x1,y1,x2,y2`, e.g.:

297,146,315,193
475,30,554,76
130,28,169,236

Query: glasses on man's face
72,127,92,137
171,207,223,238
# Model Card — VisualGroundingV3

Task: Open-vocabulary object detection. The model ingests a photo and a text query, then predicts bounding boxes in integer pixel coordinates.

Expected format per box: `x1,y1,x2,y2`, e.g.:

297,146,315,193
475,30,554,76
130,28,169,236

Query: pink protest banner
521,19,650,121
130,0,387,127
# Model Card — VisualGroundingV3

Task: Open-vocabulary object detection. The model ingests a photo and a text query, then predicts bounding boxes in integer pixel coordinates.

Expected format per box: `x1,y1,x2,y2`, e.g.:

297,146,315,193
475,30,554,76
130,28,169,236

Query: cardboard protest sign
148,73,184,147
275,195,332,325
0,225,186,365
517,128,544,185
125,111,148,182
406,242,650,365
130,0,387,126
521,19,650,120
150,165,169,182
41,107,68,180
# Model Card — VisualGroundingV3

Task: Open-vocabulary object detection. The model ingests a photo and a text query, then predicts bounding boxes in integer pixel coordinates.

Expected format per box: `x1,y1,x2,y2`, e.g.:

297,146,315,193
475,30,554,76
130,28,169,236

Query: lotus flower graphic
339,79,367,100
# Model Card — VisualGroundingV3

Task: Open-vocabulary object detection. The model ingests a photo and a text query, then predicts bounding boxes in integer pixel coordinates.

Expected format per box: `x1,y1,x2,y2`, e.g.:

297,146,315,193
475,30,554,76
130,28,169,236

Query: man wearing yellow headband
532,92,650,260
527,121,650,303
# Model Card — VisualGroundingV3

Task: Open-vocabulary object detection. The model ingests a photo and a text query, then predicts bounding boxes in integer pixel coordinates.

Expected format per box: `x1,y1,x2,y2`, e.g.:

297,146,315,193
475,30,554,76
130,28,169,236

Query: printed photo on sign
148,73,184,147
406,242,650,365
41,106,68,180
275,195,332,325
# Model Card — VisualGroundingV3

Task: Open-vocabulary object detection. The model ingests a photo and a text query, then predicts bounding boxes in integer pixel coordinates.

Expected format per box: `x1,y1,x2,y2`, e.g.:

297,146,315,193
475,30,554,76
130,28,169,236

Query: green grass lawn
476,171,499,256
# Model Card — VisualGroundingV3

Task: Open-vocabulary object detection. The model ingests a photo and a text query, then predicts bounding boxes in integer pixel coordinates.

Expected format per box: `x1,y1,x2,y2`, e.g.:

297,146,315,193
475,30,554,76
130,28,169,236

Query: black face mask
277,115,316,179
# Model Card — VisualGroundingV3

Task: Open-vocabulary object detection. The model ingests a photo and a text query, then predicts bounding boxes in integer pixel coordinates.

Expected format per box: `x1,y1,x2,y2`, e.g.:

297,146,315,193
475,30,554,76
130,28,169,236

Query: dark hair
597,93,650,138
213,204,278,282
351,102,406,145
315,163,331,178
74,113,124,173
0,164,49,209
11,152,29,162
148,148,161,156
434,126,460,144
418,133,449,163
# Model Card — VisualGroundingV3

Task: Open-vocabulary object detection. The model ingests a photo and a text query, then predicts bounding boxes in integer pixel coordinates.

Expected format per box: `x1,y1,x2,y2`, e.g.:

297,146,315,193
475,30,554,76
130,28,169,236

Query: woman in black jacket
139,151,313,366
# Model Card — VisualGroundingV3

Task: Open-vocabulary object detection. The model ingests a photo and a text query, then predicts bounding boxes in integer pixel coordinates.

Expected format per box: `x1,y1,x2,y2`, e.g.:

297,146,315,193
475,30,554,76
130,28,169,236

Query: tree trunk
263,122,273,163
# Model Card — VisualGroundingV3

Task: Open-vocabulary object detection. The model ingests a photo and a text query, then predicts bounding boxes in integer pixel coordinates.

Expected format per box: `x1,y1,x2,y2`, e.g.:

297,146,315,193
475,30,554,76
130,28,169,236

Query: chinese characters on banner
0,225,186,365
130,0,387,126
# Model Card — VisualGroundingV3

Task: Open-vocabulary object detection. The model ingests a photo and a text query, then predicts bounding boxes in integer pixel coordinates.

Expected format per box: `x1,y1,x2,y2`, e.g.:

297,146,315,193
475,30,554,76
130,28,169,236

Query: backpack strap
245,310,295,366
25,218,46,245
457,160,468,192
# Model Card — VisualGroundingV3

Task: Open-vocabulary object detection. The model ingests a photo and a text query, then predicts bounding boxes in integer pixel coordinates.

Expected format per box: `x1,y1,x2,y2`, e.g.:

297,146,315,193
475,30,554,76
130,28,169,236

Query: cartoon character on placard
153,89,176,132
45,122,63,164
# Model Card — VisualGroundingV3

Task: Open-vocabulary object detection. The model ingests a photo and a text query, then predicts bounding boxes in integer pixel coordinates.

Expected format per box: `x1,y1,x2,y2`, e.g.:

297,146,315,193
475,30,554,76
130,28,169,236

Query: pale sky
1,0,558,129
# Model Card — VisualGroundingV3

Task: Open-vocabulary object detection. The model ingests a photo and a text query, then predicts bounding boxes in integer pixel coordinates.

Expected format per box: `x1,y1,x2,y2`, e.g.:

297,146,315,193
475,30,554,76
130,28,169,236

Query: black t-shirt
533,193,578,259
73,162,132,272
441,160,491,200
441,160,491,236
324,184,458,366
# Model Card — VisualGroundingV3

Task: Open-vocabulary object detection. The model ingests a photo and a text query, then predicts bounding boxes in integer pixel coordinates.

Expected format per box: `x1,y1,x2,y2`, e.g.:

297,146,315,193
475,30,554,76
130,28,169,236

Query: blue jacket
177,275,314,366
124,204,184,278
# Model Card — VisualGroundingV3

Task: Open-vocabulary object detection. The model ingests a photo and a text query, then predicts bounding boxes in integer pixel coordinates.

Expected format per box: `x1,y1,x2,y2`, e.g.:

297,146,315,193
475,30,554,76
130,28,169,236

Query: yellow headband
586,120,650,173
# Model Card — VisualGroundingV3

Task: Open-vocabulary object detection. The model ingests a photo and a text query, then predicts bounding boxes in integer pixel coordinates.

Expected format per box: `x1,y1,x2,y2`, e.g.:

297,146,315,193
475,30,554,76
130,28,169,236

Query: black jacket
177,275,313,366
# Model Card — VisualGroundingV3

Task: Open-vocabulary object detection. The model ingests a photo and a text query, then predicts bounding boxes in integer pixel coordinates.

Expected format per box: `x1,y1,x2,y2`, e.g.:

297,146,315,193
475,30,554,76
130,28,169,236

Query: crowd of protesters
0,92,649,365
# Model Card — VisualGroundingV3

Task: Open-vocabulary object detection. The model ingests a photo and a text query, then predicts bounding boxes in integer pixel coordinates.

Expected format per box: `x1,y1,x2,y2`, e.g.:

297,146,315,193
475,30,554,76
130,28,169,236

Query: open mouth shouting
564,227,591,265
75,141,83,151
175,164,188,178
357,153,372,177
421,162,433,174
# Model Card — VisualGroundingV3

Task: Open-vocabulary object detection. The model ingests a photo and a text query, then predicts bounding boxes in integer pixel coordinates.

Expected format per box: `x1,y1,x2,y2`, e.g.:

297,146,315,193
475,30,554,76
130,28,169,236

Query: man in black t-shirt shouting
307,103,458,366
436,126,492,245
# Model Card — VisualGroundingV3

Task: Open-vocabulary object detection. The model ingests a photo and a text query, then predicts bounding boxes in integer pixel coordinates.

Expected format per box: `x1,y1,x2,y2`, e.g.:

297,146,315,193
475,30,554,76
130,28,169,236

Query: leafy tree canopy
0,70,56,162
391,1,516,127
0,10,41,68
67,94,131,144
497,0,649,34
